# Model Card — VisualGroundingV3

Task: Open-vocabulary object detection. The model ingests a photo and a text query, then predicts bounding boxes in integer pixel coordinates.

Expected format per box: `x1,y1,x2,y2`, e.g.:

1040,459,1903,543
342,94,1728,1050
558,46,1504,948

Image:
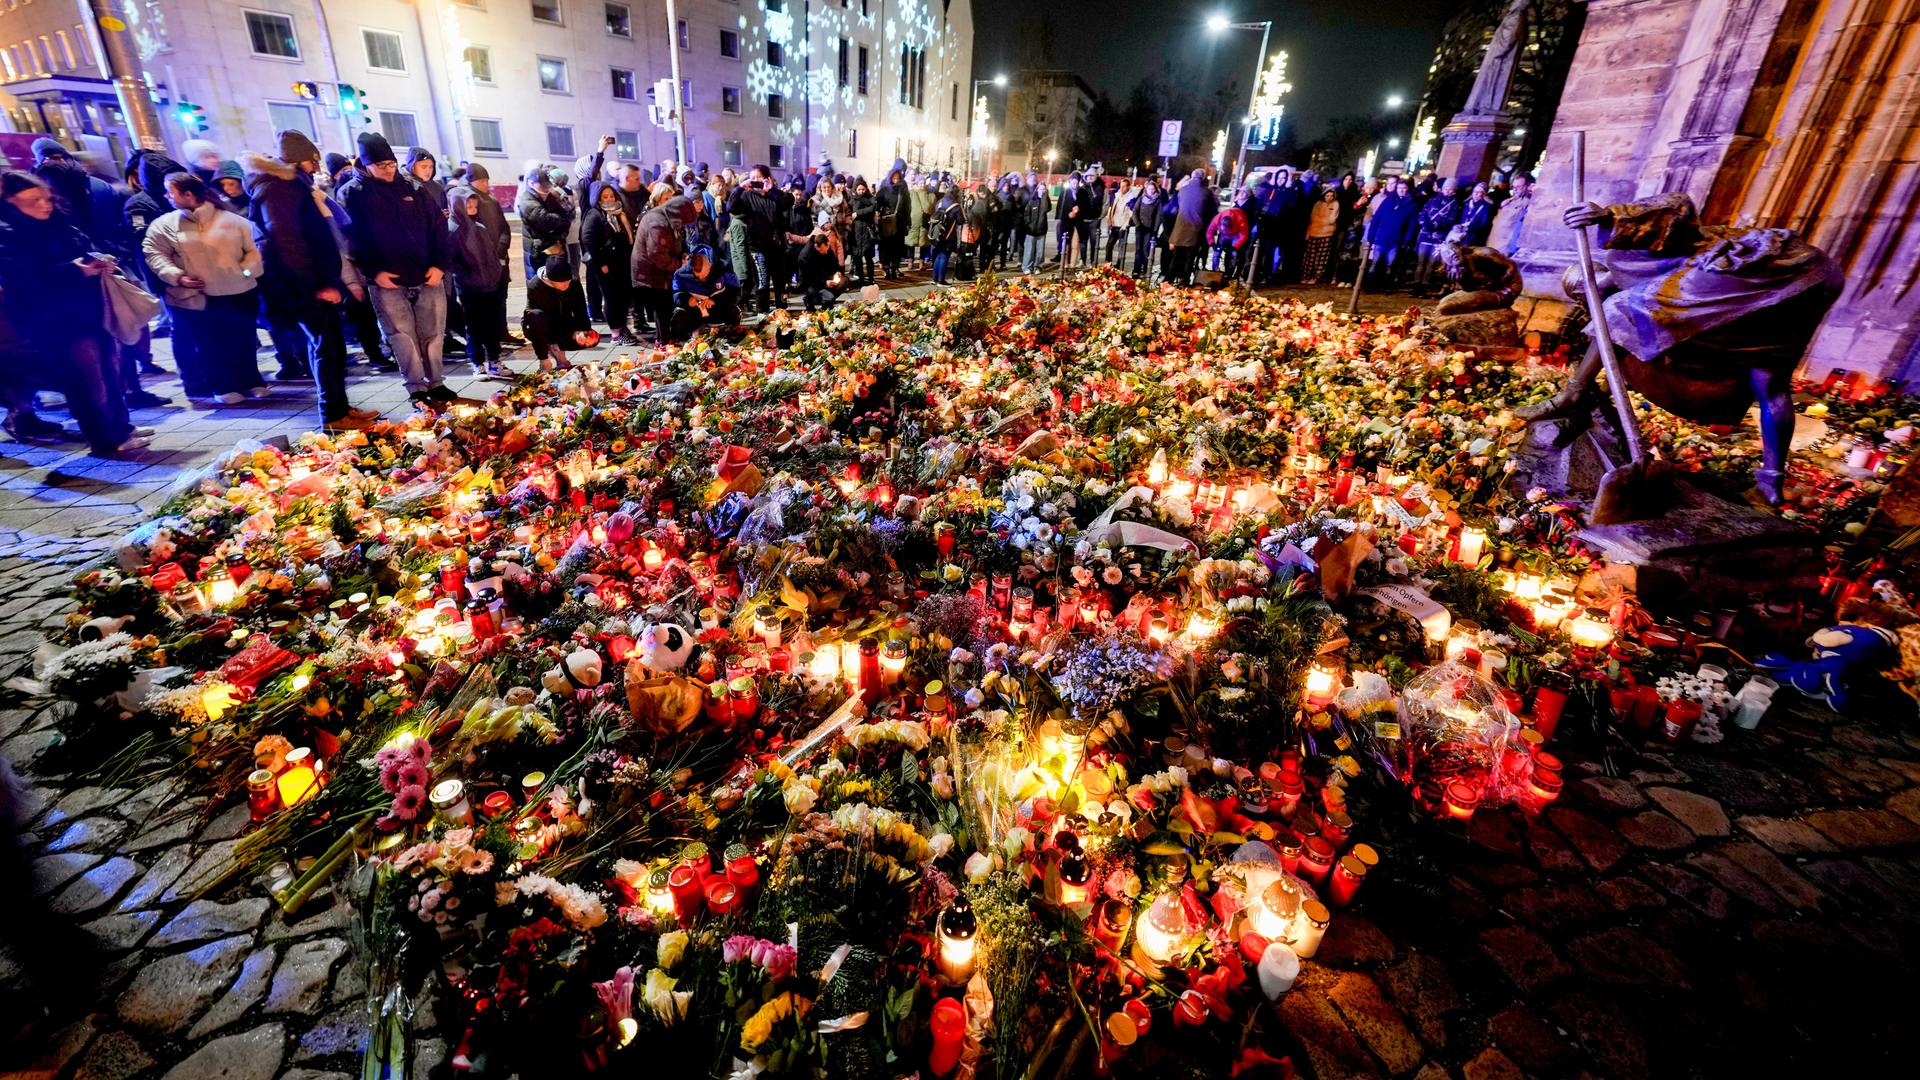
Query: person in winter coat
1102,181,1136,267
462,162,517,354
796,231,844,310
337,132,458,407
727,166,788,314
928,188,966,286
669,245,740,338
1075,175,1103,266
1413,178,1464,292
35,139,168,402
447,185,510,376
874,168,909,279
211,161,249,212
521,255,594,368
1019,173,1051,274
1166,171,1216,286
630,194,697,345
518,166,572,282
242,130,376,429
180,139,235,188
0,171,147,454
1454,182,1497,248
1054,174,1083,267
848,181,879,284
1129,179,1163,279
581,180,639,346
143,172,266,405
1304,188,1341,284
1364,178,1420,286
907,177,936,268
1206,198,1251,278
1487,173,1532,256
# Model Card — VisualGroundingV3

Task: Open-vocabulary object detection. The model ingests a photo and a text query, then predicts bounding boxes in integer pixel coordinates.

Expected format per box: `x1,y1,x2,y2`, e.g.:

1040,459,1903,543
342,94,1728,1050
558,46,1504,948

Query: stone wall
1514,0,1920,384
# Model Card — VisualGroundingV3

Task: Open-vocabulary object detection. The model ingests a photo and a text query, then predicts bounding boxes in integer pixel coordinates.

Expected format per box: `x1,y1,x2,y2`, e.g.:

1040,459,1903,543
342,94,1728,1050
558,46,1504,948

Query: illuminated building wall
0,0,973,183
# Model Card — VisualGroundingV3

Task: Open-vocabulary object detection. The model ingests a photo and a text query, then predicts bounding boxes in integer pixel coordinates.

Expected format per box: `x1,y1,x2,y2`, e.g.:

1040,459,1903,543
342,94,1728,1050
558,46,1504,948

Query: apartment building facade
0,0,973,180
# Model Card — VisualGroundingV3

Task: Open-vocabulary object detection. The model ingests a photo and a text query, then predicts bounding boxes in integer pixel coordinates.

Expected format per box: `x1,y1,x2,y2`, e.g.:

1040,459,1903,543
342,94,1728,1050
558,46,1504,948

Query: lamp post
1206,13,1272,192
968,74,1007,182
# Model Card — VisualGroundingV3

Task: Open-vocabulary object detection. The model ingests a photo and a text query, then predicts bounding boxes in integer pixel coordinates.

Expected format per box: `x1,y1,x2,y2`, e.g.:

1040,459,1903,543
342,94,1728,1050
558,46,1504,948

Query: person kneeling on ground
521,255,597,369
797,231,844,311
669,245,740,339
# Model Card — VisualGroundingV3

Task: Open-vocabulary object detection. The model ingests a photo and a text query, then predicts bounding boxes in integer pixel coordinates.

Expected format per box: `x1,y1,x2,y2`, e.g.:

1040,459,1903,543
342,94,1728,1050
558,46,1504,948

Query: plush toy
542,648,605,695
1756,622,1897,712
635,621,695,672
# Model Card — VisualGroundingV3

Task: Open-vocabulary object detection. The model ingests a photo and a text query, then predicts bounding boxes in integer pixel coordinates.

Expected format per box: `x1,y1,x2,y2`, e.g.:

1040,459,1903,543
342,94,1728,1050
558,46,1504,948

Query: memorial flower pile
29,268,1916,1078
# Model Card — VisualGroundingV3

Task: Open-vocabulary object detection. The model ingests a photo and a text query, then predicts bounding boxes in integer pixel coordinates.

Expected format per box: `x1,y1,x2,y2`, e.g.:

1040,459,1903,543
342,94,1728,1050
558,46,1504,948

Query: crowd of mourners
0,123,1535,459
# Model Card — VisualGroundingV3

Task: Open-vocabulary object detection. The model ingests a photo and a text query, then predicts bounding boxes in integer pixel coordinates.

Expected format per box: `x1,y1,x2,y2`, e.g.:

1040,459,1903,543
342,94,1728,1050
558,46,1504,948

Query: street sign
1157,120,1183,158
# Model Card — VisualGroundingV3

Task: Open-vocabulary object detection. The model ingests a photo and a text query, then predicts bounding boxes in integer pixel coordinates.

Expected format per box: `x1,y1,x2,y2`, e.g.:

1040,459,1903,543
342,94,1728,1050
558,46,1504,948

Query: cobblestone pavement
6,271,1882,1080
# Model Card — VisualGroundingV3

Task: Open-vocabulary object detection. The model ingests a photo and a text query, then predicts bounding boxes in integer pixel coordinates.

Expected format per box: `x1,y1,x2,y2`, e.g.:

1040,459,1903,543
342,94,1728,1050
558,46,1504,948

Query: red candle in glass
1662,699,1703,743
1275,831,1303,875
929,998,966,1076
667,864,704,921
726,854,759,898
1607,684,1636,727
1630,685,1662,731
1299,836,1336,886
703,879,738,917
246,769,280,822
1529,766,1564,803
1531,686,1568,741
1328,855,1367,907
1443,780,1479,820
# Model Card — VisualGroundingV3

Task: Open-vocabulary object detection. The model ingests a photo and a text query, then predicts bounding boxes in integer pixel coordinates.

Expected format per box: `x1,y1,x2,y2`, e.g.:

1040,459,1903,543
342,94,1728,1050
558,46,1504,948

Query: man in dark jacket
517,168,572,283
1019,174,1050,273
1363,178,1420,287
522,255,594,366
796,231,843,310
243,130,376,430
120,149,177,379
462,162,517,352
337,132,457,407
727,166,790,313
669,245,740,338
630,195,697,344
1075,173,1103,268
1413,178,1464,293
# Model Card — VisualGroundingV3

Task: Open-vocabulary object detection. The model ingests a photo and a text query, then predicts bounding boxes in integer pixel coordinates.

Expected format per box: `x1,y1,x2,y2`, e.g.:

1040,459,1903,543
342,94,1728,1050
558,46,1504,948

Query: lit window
604,2,629,35
464,45,493,83
611,68,636,101
538,56,569,93
721,86,741,114
721,139,742,167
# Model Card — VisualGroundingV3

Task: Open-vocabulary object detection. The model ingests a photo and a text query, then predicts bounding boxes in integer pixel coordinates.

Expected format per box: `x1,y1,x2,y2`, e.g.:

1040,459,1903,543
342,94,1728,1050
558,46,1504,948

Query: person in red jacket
1206,194,1252,280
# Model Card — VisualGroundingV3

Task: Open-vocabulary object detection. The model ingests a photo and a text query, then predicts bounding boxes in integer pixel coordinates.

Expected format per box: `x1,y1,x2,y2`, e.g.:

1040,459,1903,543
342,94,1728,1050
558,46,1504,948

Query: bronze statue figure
1518,192,1843,508
1430,242,1524,348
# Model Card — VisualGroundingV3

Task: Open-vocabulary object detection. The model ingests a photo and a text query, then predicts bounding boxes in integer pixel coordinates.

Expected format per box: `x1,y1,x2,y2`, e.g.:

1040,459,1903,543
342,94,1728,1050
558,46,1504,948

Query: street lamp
969,73,1009,181
1386,94,1405,109
1206,12,1273,191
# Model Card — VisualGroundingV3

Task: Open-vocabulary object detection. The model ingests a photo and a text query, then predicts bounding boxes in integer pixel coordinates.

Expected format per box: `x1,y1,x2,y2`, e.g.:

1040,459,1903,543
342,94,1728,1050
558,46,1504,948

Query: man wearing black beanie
336,132,459,407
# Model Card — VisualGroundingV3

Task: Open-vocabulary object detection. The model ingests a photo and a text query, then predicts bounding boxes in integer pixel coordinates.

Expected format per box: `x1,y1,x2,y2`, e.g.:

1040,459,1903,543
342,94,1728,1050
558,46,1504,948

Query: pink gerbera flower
391,784,428,820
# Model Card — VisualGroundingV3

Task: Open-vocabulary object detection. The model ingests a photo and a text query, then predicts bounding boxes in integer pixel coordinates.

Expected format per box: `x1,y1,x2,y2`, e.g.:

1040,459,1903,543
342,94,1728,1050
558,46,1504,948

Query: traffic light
291,80,319,100
337,83,369,125
176,100,206,135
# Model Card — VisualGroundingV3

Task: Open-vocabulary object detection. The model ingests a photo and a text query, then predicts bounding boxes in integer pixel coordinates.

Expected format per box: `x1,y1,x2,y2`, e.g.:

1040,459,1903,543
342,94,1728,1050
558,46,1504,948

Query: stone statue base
1434,112,1515,186
1431,304,1521,348
1507,414,1820,603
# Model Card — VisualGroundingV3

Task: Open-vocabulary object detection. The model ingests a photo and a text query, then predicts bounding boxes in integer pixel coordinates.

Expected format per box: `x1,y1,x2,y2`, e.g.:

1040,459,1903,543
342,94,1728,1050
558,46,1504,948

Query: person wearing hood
906,175,935,269
447,184,510,377
143,171,268,405
336,132,458,408
405,146,468,358
581,180,639,346
243,130,378,430
460,161,517,354
0,171,151,453
517,164,571,283
630,194,696,345
875,166,908,279
669,245,739,338
521,255,594,369
1019,173,1052,274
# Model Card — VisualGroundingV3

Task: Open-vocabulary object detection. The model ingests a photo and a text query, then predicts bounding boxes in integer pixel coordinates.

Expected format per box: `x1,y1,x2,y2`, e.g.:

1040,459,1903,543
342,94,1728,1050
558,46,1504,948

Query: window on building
378,111,420,147
69,24,92,68
54,30,74,69
464,45,493,83
848,128,857,157
614,129,639,159
538,56,569,93
766,0,783,10
767,92,785,119
721,85,741,114
547,123,575,158
362,29,405,73
531,0,562,25
266,101,315,140
676,18,688,49
681,78,691,107
719,28,738,59
857,45,868,94
897,44,924,108
0,51,15,81
604,2,629,36
951,82,958,120
244,10,299,59
611,67,636,100
721,139,742,167
769,143,785,169
837,37,848,87
471,118,505,154
767,41,782,67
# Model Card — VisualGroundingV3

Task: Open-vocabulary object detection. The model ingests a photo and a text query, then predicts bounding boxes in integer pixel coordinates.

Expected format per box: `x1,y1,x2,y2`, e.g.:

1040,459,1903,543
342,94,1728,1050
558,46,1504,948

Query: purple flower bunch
374,734,434,828
1050,634,1167,721
722,934,799,982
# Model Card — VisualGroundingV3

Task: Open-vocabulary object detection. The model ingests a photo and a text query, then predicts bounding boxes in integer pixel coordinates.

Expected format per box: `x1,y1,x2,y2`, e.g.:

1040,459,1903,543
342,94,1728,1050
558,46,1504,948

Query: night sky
969,0,1458,144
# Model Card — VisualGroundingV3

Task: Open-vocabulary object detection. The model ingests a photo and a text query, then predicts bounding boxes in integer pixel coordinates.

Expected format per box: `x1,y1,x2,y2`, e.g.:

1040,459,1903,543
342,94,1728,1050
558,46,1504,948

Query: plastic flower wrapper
1398,659,1524,812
